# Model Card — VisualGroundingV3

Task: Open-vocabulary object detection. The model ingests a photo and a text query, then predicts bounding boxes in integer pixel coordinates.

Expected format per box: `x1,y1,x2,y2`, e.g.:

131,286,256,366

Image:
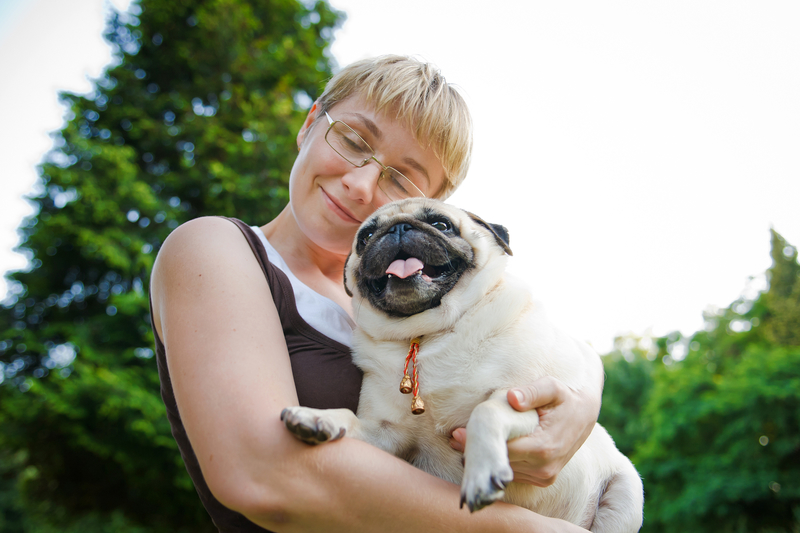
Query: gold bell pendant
402,337,425,415
411,395,426,415
399,374,413,394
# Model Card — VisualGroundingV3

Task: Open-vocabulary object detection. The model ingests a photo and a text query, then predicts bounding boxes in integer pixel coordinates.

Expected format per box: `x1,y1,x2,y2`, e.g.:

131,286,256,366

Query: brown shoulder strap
220,218,351,353
224,217,272,280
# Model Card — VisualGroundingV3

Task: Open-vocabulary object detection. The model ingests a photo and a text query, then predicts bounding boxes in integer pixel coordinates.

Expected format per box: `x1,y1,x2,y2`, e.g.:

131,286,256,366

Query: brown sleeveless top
152,218,362,532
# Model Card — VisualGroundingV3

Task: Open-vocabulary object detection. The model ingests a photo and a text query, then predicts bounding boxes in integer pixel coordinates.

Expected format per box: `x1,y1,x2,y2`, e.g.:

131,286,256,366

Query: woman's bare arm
150,217,587,533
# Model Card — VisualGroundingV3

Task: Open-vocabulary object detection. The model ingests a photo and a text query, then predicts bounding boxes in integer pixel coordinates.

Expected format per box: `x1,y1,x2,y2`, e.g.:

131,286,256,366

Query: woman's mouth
321,188,361,224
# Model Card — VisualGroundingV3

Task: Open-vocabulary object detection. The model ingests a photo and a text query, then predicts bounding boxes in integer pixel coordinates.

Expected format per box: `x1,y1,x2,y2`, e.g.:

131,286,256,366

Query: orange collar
400,337,425,414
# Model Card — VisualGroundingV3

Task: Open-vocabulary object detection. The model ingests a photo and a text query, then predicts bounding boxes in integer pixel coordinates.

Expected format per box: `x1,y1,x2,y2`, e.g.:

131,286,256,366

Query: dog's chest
363,378,473,484
360,342,499,433
359,363,477,434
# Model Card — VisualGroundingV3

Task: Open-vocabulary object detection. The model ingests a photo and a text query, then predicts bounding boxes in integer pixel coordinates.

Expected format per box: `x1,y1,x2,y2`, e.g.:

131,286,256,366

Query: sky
1,0,798,353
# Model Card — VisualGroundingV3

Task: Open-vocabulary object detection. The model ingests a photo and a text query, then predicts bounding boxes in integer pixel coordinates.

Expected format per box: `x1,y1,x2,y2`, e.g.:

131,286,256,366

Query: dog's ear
343,252,354,297
467,212,513,256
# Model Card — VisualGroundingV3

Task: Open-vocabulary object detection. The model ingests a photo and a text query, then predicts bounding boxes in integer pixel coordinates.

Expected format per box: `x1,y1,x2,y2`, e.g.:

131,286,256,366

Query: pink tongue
386,257,425,279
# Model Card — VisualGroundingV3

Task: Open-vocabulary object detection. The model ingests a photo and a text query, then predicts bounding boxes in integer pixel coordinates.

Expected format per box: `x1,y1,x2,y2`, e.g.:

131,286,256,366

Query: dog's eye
431,221,450,232
361,232,374,245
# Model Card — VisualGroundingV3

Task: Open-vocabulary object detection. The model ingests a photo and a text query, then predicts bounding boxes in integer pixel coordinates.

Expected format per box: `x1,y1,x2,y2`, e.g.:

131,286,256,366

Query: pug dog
281,199,643,532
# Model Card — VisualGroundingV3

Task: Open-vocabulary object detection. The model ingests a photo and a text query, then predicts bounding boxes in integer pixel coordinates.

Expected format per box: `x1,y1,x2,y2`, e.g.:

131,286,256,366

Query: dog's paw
280,407,346,445
459,459,513,513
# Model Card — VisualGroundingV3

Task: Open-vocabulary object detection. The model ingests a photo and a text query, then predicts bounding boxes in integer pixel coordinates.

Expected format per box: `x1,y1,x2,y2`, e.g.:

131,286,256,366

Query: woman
150,55,602,532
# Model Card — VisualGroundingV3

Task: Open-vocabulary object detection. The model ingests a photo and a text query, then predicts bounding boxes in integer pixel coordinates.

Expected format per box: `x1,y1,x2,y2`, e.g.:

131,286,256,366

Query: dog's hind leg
460,390,540,512
588,460,644,533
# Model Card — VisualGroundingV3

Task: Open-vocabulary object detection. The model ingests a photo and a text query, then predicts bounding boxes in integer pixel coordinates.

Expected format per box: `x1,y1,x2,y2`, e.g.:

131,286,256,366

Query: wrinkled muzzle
354,220,472,317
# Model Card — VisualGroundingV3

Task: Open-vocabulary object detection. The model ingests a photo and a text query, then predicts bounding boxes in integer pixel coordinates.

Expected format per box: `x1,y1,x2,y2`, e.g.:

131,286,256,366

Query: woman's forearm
228,421,585,533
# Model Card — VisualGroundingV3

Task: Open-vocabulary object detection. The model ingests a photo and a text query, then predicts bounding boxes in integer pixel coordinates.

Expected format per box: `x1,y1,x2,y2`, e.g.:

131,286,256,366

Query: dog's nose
388,223,414,237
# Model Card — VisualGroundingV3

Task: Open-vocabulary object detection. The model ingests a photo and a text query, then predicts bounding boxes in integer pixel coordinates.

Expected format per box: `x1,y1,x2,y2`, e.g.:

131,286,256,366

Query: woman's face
288,95,446,255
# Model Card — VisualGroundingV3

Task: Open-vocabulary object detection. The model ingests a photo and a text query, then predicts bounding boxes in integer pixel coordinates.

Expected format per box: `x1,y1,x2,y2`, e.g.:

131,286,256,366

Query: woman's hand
450,376,601,487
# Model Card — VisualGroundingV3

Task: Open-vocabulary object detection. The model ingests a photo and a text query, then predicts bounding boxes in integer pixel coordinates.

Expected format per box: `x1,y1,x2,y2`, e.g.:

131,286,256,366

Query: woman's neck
260,206,352,309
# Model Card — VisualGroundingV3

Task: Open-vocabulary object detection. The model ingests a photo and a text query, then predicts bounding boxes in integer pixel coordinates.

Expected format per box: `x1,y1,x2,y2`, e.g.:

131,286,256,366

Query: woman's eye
431,221,449,232
344,137,364,152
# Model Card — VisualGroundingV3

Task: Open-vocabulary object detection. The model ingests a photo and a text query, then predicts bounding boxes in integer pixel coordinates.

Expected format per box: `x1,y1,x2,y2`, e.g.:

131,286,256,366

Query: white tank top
251,226,355,348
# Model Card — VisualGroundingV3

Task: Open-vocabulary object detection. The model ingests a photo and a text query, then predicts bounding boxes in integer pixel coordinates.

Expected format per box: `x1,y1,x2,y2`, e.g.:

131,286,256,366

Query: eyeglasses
324,112,426,201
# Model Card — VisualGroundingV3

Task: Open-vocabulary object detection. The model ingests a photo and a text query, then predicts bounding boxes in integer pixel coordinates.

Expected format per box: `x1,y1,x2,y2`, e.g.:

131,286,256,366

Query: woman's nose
342,162,382,205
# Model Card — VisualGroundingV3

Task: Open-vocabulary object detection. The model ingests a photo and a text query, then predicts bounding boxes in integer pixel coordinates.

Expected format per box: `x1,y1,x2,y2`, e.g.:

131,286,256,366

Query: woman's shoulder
155,216,257,270
162,215,246,247
150,217,271,327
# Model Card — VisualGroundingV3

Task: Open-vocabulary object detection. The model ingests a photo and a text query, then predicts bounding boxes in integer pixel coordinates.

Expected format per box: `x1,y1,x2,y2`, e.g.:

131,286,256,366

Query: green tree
598,336,657,458
762,230,800,346
0,0,342,530
600,230,800,533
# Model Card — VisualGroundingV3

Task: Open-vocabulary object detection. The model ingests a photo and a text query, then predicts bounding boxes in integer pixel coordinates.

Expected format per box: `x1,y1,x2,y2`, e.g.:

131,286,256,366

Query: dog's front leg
460,390,540,512
281,406,397,453
281,407,361,445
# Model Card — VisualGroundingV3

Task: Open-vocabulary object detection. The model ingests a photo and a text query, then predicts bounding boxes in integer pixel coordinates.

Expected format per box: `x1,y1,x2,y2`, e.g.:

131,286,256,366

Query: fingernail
511,389,524,405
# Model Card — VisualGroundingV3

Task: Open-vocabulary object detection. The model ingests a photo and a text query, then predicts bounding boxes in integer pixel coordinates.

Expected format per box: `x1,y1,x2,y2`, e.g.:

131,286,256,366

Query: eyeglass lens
326,122,424,200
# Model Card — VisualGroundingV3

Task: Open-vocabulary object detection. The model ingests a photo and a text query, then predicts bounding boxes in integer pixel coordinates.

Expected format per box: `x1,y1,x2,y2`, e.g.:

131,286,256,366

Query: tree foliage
0,0,342,530
597,336,656,458
601,229,800,532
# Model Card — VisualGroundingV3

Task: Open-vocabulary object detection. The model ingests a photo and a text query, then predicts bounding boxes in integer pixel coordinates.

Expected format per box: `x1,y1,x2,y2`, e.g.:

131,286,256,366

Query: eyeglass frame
323,111,427,200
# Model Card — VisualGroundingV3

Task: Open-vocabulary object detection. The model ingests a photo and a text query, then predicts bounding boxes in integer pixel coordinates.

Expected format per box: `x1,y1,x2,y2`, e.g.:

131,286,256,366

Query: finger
506,434,558,466
506,435,539,463
509,464,558,487
508,459,554,486
507,376,566,412
449,427,466,452
508,435,563,485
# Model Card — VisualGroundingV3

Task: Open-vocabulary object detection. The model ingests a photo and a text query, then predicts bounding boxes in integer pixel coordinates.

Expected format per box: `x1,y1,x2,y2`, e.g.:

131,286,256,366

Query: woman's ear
296,101,320,150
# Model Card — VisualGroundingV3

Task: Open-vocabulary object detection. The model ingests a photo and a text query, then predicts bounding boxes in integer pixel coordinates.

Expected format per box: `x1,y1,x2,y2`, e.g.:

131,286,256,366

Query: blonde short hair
316,55,472,199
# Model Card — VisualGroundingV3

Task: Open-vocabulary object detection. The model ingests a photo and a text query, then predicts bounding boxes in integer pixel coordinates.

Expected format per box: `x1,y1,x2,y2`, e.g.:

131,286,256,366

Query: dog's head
345,198,512,337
